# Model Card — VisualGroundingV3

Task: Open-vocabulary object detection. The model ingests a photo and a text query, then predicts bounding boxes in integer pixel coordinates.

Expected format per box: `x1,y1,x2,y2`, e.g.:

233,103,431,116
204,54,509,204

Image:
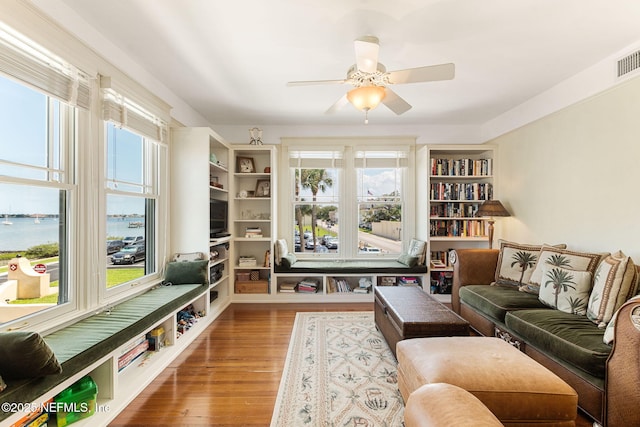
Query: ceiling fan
287,35,455,123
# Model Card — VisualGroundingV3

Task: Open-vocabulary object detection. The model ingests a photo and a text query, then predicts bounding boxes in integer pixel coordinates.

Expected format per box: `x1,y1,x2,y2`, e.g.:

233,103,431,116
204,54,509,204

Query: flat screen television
210,199,229,238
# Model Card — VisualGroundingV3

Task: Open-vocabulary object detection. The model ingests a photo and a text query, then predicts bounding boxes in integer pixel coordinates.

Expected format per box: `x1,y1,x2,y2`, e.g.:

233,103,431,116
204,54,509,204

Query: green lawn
7,268,144,304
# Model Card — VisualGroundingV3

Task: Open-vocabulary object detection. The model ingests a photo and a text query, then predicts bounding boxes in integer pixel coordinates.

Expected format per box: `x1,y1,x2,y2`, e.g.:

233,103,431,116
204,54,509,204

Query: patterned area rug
270,312,404,427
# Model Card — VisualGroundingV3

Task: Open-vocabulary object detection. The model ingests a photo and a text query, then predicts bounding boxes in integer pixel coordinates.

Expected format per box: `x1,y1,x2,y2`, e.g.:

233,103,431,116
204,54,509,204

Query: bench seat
274,259,427,274
0,283,206,421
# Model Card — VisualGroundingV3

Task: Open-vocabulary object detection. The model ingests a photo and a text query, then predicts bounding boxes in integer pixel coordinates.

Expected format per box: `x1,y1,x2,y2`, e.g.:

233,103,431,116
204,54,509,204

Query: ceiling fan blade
387,63,455,84
287,79,348,87
382,88,412,115
354,35,379,73
325,94,349,114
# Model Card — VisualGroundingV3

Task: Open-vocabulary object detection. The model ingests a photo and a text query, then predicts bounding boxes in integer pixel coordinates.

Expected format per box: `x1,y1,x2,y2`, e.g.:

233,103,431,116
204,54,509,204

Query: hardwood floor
109,303,594,427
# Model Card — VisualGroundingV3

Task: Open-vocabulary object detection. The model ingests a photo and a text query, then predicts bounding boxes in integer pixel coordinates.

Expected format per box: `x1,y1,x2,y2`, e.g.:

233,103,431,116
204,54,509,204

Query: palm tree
546,254,572,269
544,267,576,308
510,251,538,286
299,169,333,251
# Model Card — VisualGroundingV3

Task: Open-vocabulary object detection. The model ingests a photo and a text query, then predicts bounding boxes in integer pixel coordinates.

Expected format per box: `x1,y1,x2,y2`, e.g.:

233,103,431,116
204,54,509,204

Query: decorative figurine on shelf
249,127,263,145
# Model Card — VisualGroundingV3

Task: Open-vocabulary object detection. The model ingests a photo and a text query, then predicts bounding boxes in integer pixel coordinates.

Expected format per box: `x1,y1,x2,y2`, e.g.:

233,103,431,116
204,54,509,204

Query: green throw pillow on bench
164,260,209,285
397,253,419,267
281,253,298,268
0,331,62,380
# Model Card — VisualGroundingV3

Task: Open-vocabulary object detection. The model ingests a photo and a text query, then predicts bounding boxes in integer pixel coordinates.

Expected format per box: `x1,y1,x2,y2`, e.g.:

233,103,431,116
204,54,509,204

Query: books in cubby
244,227,263,238
430,157,492,176
279,282,297,293
430,182,492,201
398,276,420,286
430,202,478,218
430,219,487,237
297,278,320,293
238,255,257,267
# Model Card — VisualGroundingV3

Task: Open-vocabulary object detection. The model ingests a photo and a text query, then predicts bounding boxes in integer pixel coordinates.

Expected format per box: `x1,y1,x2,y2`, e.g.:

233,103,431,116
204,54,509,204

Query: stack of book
118,336,149,372
297,278,319,293
330,278,352,293
245,227,263,238
238,255,257,267
279,282,297,293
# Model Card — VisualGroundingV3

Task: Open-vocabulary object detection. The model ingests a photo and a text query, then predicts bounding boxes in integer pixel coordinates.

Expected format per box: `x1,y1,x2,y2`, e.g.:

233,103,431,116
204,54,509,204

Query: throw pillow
603,295,640,345
494,240,567,289
397,253,419,267
274,239,288,266
407,239,426,265
587,251,639,328
538,265,592,315
0,332,62,379
527,246,605,295
164,260,209,285
281,253,298,268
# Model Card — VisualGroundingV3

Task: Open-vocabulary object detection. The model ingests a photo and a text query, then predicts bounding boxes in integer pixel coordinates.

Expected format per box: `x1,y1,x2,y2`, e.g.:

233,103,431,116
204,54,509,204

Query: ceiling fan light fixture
347,86,386,112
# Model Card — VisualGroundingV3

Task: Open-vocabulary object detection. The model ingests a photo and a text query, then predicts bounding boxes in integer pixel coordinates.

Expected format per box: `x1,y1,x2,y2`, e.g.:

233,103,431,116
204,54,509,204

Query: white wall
491,75,640,260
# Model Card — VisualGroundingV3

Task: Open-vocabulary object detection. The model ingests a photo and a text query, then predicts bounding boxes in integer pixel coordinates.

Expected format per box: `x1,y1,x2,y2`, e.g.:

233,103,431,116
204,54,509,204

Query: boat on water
2,214,12,225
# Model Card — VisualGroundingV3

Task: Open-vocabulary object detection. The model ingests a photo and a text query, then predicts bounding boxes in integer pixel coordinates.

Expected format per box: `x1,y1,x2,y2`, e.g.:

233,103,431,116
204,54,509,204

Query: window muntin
0,74,74,325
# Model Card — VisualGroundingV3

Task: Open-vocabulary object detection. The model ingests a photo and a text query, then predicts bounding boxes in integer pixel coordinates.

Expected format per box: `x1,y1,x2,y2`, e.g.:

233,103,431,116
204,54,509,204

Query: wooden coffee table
374,285,469,357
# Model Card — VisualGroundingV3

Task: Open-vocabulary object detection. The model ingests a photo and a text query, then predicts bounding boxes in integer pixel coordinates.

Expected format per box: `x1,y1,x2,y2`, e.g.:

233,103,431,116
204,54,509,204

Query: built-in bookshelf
421,144,497,303
230,145,276,296
170,127,232,313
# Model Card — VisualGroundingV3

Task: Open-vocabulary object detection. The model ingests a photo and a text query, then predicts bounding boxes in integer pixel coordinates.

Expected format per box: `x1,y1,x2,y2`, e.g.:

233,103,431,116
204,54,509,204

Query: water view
0,216,145,252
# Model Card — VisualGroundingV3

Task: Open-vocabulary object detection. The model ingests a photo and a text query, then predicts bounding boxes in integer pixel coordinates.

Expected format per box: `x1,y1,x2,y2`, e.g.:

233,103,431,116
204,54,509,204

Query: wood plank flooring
109,303,594,427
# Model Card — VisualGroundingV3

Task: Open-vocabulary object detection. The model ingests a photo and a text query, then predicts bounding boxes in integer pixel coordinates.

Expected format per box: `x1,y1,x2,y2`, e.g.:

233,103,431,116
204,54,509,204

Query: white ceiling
34,0,640,128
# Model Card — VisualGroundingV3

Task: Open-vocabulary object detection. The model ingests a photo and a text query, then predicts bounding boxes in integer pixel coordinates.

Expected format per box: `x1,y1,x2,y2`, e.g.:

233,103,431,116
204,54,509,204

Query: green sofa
452,248,640,427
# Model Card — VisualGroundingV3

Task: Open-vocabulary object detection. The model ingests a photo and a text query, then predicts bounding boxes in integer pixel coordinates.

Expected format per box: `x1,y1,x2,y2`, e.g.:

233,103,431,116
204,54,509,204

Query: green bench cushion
505,309,611,381
459,285,548,324
0,283,206,421
273,259,427,274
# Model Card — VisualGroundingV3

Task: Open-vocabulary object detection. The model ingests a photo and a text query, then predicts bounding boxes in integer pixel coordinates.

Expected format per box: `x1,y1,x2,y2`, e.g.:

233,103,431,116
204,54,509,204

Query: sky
0,74,144,216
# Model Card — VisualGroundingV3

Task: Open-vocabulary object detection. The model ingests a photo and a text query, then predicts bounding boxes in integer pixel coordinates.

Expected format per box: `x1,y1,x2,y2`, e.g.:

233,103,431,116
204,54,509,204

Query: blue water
0,217,145,251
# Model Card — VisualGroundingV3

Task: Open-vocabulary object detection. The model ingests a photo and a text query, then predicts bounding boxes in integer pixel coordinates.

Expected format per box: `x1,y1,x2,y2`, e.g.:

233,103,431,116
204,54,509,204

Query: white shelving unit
230,145,276,297
2,290,213,427
171,127,233,313
420,144,497,304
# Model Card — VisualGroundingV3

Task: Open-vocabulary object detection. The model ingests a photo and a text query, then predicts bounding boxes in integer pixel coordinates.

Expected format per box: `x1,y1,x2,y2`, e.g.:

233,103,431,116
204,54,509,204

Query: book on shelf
245,227,263,238
238,255,257,267
430,157,492,177
118,339,149,371
297,278,320,293
279,281,298,293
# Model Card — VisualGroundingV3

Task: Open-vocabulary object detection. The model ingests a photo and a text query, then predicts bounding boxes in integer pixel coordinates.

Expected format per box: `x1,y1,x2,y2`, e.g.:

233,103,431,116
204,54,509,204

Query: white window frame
99,79,169,301
280,138,416,260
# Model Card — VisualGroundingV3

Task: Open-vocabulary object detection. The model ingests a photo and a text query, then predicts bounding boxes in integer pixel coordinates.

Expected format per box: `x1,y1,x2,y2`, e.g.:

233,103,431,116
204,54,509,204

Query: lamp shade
476,200,510,217
347,86,386,111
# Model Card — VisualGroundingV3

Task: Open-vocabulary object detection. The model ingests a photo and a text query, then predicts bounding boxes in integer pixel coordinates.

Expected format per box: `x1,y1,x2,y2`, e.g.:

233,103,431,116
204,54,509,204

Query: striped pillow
587,251,639,327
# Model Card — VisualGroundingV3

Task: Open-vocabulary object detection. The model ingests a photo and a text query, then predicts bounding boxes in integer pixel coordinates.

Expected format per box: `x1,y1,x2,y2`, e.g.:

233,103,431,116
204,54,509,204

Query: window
355,149,408,255
290,150,342,255
283,140,415,259
103,83,167,292
0,15,170,332
0,74,75,324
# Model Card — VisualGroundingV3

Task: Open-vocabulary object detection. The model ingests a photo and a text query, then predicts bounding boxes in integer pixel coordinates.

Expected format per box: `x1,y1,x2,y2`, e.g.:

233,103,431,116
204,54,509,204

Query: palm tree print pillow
527,246,606,295
494,241,566,289
538,265,592,315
